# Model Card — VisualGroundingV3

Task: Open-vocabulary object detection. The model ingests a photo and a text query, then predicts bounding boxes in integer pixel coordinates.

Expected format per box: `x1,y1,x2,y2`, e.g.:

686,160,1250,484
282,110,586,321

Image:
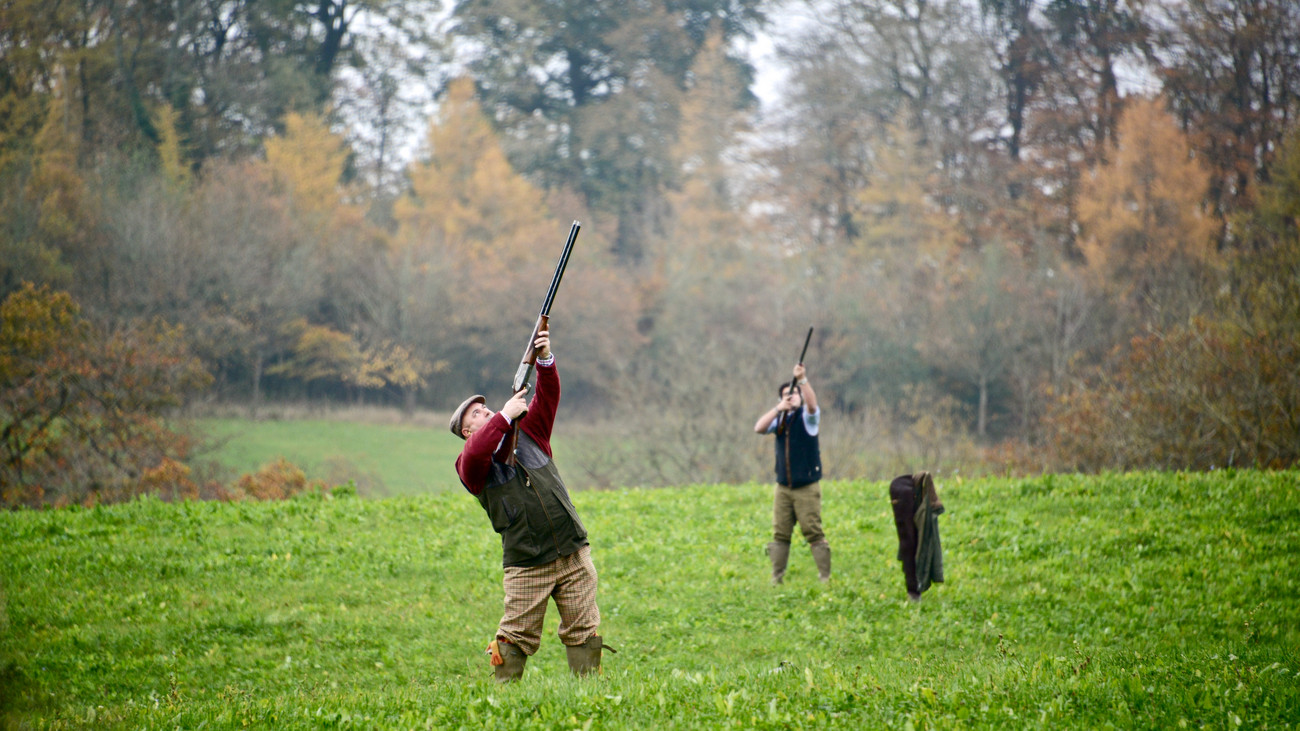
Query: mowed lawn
196,417,474,495
1,471,1297,729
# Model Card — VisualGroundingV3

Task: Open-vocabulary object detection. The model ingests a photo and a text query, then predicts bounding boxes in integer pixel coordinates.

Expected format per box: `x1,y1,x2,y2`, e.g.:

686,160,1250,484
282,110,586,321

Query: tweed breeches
497,544,600,656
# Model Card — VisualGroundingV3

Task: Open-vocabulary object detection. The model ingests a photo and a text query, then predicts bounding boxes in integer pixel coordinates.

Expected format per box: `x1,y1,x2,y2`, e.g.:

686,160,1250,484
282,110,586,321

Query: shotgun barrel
504,221,581,465
788,326,814,395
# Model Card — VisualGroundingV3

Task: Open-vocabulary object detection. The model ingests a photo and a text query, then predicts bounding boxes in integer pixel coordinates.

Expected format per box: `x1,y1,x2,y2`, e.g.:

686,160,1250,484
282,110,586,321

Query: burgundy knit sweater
455,360,558,495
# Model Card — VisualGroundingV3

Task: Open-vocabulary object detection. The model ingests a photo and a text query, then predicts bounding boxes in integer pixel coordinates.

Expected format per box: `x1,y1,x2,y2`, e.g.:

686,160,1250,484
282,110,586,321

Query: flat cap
449,394,486,438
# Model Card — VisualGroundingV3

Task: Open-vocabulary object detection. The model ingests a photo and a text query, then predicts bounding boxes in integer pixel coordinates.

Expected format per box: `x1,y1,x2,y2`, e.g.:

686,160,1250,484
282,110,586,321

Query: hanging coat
913,471,945,593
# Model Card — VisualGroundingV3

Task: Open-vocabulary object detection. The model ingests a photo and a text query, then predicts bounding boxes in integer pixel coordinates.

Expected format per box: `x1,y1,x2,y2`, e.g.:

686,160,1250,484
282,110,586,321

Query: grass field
2,471,1297,729
196,416,472,496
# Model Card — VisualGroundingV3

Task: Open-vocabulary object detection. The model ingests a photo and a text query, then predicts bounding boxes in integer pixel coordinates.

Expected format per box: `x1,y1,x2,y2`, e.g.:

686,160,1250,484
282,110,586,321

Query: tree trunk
251,350,263,417
978,372,988,437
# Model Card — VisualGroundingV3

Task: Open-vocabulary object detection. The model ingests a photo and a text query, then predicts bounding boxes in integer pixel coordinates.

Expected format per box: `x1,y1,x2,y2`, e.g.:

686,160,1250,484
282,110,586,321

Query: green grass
2,471,1297,729
196,418,470,496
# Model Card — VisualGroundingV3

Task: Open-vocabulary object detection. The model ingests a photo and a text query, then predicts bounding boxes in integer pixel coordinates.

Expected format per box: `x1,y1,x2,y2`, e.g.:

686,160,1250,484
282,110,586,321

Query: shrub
233,458,324,501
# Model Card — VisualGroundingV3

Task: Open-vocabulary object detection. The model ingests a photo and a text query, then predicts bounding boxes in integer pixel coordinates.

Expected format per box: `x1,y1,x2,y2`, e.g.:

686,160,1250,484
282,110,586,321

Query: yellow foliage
352,340,436,390
394,78,553,270
153,103,191,188
855,117,961,261
268,318,362,384
260,111,360,234
26,88,96,246
663,31,751,263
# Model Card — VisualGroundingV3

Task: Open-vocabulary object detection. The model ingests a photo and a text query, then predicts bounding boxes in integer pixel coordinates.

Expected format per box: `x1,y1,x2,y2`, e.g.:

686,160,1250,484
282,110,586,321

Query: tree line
2,0,1298,504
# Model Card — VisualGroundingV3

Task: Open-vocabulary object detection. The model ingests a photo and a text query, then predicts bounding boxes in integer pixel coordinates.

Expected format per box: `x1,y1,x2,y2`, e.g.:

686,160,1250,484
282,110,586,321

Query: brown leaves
1,283,211,507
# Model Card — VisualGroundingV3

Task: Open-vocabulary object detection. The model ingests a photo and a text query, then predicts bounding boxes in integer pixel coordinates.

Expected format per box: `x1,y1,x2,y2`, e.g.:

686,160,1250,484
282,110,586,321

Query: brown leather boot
489,639,527,683
767,541,791,585
566,635,615,677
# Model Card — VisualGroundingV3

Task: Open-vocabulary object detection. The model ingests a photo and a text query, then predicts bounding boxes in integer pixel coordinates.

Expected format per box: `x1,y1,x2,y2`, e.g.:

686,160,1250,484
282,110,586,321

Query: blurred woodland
2,0,1299,505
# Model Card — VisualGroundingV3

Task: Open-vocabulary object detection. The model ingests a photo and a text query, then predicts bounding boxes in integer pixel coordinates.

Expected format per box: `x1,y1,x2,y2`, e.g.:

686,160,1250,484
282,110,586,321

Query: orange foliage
137,458,199,501
1044,314,1300,471
1,283,212,507
233,458,324,501
1076,96,1220,317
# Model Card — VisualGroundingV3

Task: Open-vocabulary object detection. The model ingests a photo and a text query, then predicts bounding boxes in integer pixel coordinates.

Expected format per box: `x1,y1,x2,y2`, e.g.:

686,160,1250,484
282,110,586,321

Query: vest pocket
488,495,521,533
549,483,587,539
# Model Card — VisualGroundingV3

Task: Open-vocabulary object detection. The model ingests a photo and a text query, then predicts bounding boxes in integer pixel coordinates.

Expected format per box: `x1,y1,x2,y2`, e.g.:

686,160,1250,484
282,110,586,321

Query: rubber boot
810,540,831,582
767,541,791,585
489,639,527,683
566,635,615,677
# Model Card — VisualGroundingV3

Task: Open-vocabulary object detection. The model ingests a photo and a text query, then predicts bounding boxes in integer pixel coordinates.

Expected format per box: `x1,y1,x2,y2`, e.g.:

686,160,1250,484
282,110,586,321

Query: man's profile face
461,402,494,438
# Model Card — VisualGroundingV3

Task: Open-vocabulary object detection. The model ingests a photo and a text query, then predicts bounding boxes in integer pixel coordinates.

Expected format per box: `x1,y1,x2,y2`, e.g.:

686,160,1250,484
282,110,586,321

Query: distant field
2,471,1297,729
196,417,474,495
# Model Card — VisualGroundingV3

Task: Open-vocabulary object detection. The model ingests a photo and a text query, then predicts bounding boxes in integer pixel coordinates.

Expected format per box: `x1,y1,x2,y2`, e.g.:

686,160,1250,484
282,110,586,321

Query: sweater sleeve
519,360,559,457
456,412,510,495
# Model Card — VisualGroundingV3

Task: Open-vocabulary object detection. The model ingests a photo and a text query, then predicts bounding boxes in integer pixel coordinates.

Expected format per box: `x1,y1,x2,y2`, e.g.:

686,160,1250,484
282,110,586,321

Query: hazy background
3,0,1299,504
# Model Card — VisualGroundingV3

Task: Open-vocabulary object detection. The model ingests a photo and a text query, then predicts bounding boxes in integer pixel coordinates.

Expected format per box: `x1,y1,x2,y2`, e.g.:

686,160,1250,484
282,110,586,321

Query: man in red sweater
451,329,610,682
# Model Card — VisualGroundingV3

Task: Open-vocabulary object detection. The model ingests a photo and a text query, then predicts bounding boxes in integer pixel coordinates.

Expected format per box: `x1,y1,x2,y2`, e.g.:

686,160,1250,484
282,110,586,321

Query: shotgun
503,221,581,466
777,327,814,436
788,326,814,395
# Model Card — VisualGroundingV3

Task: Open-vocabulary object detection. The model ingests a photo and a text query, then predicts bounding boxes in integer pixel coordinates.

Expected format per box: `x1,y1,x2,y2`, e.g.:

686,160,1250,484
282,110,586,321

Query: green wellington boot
810,540,831,582
490,639,527,683
767,541,791,585
566,635,616,677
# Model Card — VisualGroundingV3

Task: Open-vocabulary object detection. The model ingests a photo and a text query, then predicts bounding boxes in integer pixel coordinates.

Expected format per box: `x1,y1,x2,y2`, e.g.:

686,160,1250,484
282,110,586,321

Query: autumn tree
853,117,964,261
1046,126,1300,472
773,0,1000,250
450,0,765,262
1155,0,1300,225
267,318,363,398
577,31,779,487
759,39,876,251
351,340,436,410
1,284,211,507
19,88,99,296
391,78,560,403
1076,96,1221,328
262,111,383,335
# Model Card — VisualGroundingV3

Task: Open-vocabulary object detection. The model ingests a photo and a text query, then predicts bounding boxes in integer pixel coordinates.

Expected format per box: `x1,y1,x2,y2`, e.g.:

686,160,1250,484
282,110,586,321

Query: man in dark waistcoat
451,329,611,683
753,363,829,584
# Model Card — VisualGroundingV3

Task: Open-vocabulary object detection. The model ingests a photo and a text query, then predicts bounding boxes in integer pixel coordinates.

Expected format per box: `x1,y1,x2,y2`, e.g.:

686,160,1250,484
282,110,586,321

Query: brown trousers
773,481,825,545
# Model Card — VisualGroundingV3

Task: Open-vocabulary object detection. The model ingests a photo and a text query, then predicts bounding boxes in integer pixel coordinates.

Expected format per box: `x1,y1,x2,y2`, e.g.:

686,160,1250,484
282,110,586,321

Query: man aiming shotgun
754,327,830,583
450,221,612,683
